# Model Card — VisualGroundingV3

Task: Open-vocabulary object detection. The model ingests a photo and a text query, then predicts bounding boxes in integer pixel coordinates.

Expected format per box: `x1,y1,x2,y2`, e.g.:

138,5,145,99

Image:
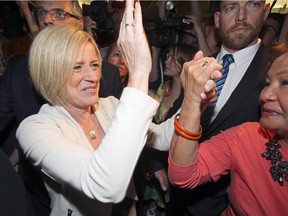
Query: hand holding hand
118,0,151,93
180,51,222,111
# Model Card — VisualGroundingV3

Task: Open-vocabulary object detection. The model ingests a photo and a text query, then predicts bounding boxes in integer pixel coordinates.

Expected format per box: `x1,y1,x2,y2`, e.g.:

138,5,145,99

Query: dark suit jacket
0,148,35,216
0,54,121,215
171,45,265,216
99,62,122,99
201,46,264,141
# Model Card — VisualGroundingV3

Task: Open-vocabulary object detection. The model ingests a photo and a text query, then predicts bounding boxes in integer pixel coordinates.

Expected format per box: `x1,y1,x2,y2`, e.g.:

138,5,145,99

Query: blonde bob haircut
29,25,102,105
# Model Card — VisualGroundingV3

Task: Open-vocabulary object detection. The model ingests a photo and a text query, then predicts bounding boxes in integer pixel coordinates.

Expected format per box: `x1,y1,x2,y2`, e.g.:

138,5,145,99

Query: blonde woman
16,0,158,215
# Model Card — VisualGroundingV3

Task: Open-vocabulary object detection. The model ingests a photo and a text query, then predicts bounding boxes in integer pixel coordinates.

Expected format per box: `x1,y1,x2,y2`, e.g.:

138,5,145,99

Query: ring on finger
125,23,134,27
202,60,209,68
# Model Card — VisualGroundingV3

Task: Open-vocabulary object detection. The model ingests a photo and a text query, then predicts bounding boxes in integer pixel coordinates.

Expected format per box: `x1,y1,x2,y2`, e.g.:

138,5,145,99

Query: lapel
204,45,265,137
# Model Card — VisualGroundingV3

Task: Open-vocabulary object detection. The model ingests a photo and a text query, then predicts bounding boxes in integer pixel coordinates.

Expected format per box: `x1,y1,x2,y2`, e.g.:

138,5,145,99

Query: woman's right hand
169,52,222,166
180,51,222,111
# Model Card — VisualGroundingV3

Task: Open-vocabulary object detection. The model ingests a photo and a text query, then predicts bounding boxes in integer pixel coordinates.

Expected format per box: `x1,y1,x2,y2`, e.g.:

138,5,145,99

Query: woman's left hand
118,0,151,93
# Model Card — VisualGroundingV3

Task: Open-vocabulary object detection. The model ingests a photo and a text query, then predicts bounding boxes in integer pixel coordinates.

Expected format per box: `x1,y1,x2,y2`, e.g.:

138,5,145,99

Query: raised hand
180,51,222,112
16,0,40,37
117,0,151,93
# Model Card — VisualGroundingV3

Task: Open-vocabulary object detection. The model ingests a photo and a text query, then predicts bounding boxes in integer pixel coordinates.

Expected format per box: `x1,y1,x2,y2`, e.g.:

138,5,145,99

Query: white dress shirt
211,39,262,122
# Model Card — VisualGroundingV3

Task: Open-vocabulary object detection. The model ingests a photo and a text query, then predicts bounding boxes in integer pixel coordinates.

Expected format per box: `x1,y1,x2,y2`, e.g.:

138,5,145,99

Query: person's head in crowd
29,25,102,106
260,41,288,137
106,42,128,84
164,45,198,78
32,0,83,30
182,31,197,47
259,13,284,46
213,0,270,53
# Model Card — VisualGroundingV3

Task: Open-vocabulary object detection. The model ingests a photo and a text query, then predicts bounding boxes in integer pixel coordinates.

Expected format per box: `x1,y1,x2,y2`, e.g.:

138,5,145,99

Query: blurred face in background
182,32,197,47
259,17,282,46
164,47,181,77
35,1,83,30
106,43,128,80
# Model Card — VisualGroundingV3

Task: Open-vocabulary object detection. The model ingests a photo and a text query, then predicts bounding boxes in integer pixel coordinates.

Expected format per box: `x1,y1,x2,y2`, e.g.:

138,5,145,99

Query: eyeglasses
32,8,81,21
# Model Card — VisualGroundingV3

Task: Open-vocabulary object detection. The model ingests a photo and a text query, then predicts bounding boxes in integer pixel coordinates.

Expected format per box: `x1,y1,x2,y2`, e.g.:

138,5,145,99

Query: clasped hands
180,51,223,111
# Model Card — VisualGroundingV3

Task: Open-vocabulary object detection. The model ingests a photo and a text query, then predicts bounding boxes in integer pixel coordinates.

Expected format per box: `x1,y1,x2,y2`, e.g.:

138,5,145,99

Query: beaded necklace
261,138,288,186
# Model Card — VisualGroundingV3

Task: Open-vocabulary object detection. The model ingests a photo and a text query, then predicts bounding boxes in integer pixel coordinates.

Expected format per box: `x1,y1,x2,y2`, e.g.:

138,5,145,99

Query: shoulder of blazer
5,54,30,83
102,62,119,78
9,54,28,69
100,62,122,98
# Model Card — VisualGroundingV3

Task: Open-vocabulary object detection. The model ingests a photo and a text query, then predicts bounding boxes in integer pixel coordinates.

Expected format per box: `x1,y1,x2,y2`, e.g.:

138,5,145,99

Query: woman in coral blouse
168,42,288,215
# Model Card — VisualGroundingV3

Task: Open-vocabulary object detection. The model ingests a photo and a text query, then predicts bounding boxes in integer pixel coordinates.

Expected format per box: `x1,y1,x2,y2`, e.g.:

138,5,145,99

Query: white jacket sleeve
16,88,158,203
148,111,178,151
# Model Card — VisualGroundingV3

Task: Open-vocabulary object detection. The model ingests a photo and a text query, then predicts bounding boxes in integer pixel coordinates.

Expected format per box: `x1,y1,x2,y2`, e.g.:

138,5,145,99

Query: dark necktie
201,54,234,129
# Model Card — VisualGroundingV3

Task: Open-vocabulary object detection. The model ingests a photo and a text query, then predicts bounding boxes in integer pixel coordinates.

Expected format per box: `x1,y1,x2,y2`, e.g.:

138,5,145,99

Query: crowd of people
0,0,288,216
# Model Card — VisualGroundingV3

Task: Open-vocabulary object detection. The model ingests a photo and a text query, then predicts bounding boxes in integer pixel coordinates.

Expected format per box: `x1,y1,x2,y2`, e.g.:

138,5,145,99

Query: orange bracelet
174,113,202,141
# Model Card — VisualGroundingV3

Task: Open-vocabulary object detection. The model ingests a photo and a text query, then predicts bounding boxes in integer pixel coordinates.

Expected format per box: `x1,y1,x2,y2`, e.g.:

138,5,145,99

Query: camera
148,16,194,47
88,1,116,47
89,1,113,33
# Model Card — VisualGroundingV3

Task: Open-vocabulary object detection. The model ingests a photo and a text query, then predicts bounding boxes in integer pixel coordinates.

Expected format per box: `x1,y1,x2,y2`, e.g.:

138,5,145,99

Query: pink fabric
168,122,288,215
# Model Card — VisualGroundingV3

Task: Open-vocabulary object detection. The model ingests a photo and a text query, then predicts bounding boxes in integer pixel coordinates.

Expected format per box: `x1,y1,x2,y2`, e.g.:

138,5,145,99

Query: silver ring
125,23,134,27
202,60,209,68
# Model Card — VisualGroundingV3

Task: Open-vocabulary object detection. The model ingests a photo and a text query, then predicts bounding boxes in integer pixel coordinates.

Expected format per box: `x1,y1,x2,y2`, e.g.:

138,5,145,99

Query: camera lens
165,1,175,11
